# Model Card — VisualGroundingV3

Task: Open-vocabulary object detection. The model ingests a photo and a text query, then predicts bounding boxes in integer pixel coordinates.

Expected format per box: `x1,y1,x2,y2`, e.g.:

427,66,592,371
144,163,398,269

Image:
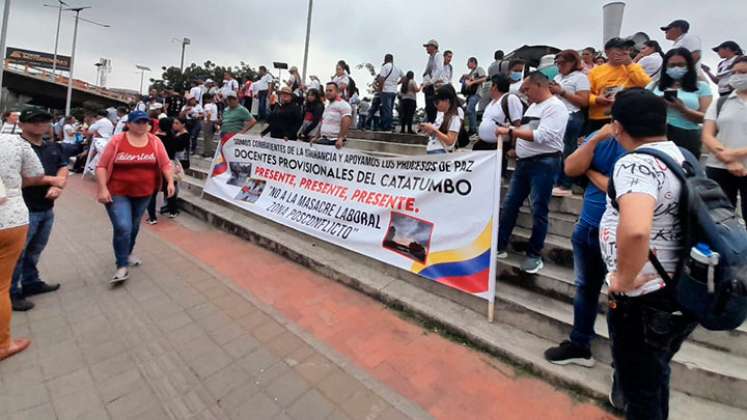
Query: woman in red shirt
95,111,174,283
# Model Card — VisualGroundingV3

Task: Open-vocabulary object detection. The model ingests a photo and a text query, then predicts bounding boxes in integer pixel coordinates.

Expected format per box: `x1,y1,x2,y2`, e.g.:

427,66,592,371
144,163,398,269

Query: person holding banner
95,111,174,284
314,83,352,149
419,86,462,154
261,87,303,141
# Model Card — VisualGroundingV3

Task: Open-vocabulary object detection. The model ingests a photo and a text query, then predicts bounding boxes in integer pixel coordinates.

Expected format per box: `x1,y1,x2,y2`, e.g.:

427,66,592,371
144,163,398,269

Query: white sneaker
128,255,142,267
496,250,509,259
110,267,129,284
146,219,158,225
552,187,573,197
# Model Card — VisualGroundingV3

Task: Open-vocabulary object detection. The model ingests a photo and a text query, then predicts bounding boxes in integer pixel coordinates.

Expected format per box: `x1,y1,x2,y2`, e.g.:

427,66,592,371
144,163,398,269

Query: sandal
0,338,31,361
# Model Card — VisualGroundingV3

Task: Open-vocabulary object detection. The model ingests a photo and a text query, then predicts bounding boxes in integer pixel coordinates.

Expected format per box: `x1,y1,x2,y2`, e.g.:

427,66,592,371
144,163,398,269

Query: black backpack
609,147,747,330
500,93,529,124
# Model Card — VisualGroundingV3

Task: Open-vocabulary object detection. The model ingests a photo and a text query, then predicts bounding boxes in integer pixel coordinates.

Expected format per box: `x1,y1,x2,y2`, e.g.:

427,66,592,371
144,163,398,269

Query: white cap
148,103,164,111
538,54,556,70
205,78,214,84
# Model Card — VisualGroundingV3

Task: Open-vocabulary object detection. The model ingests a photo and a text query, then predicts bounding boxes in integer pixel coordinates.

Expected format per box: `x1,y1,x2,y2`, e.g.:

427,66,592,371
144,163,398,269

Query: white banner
203,134,501,301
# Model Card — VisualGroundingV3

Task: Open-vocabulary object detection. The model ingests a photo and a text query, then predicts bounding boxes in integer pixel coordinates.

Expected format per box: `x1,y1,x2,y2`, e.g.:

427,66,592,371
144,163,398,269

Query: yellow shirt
588,63,651,121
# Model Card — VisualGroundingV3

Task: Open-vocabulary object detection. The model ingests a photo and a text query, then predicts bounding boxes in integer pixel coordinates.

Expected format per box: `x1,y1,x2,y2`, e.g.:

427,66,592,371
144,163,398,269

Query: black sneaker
544,340,595,367
11,295,34,311
22,282,60,297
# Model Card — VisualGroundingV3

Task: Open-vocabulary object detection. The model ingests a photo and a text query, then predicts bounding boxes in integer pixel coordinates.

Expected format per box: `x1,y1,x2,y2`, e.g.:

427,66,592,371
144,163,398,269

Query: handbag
171,159,184,182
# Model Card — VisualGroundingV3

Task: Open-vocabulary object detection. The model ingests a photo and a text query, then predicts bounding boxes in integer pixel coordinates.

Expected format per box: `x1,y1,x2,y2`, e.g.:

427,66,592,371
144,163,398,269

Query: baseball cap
127,111,150,123
605,37,635,50
713,40,743,54
611,88,667,138
205,78,214,84
148,102,164,111
422,39,439,49
19,108,52,123
225,91,238,99
660,19,690,32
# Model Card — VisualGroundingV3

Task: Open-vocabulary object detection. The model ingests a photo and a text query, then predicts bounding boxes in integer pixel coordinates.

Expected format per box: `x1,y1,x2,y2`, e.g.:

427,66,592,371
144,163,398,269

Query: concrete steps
174,179,747,419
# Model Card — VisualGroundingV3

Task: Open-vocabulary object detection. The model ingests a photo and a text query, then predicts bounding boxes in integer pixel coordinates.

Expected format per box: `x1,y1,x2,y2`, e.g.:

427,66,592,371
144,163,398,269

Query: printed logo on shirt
115,152,156,162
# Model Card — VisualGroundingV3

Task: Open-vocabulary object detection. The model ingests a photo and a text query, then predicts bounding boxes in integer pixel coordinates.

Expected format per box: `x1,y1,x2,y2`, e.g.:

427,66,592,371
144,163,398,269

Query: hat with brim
713,40,742,54
660,19,690,32
225,91,238,99
422,39,439,49
19,108,52,123
278,86,293,96
127,110,150,123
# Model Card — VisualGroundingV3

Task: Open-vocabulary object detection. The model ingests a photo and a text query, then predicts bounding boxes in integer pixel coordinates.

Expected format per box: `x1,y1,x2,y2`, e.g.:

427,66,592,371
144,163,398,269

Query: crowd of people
1,14,746,420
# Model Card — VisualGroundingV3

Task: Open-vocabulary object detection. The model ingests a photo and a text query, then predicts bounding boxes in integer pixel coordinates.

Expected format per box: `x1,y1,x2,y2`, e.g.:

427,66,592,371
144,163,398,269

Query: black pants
400,98,416,133
706,166,747,218
242,97,253,112
608,290,697,420
147,183,179,220
423,85,436,123
667,125,702,160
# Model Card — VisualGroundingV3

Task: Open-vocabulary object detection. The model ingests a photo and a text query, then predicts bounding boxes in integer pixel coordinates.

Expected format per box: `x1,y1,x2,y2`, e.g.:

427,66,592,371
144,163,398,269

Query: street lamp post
43,1,69,75
136,65,150,95
63,6,109,116
301,0,313,83
0,0,11,110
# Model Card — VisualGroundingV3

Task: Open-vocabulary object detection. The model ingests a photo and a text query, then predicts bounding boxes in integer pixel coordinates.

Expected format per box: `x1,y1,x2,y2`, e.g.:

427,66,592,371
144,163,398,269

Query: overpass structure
1,62,135,111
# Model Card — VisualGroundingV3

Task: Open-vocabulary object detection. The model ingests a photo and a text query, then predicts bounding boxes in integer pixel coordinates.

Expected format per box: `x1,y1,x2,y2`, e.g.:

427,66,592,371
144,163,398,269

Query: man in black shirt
165,90,185,118
11,109,67,311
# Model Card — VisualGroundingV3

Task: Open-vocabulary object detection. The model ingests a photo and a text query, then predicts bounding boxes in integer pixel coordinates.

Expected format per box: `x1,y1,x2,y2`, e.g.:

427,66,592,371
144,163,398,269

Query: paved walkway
0,176,615,420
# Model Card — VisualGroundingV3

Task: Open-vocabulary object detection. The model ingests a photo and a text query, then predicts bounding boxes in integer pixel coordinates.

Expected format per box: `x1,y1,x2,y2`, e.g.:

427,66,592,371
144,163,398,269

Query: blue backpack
609,147,747,330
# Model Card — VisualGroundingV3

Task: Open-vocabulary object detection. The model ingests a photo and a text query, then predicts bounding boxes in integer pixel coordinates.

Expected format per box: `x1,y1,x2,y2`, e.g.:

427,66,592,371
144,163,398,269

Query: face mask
666,67,688,80
729,74,747,91
510,71,523,82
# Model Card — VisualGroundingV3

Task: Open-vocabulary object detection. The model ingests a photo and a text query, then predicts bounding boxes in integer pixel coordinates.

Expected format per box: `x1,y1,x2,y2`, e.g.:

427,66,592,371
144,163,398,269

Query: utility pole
0,0,11,110
63,6,109,116
301,0,313,83
43,1,69,74
136,65,150,95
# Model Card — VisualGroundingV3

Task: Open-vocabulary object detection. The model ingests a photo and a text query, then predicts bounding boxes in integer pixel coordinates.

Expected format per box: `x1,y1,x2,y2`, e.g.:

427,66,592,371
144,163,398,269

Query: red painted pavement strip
70,177,616,420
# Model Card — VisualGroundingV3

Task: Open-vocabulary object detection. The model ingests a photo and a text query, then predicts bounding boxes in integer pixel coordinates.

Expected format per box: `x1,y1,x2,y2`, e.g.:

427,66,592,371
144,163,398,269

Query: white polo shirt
515,96,568,159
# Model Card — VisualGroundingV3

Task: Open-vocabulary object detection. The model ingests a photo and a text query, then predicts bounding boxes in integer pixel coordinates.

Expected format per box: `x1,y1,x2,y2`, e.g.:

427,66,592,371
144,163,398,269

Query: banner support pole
485,140,503,322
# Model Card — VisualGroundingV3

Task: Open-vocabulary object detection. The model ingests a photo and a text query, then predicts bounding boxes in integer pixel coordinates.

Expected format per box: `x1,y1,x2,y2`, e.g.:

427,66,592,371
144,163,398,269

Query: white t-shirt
427,112,462,153
673,33,702,54
254,74,273,92
638,54,663,78
553,71,590,113
181,104,204,120
704,92,747,169
113,116,127,135
0,122,21,135
320,99,352,138
221,79,239,97
204,103,219,122
378,63,403,94
600,141,685,297
189,86,204,105
478,94,525,143
62,124,77,143
332,74,350,90
515,96,568,159
89,118,113,140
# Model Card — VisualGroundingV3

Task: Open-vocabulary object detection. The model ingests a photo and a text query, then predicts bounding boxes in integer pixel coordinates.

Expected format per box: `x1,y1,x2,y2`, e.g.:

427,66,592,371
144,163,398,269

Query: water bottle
689,243,720,293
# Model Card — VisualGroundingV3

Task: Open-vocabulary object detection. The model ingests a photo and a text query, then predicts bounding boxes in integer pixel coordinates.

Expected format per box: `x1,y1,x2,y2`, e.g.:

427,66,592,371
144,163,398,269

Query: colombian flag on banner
410,221,493,295
211,133,236,177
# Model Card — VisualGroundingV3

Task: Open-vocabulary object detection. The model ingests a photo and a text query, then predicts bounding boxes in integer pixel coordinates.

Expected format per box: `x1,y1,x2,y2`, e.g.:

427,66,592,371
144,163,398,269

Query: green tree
149,61,259,93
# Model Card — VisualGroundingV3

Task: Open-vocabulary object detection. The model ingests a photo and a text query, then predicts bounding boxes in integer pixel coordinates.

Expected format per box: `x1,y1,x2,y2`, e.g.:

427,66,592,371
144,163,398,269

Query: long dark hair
644,40,664,58
434,86,460,134
336,60,351,74
658,48,698,92
400,71,414,95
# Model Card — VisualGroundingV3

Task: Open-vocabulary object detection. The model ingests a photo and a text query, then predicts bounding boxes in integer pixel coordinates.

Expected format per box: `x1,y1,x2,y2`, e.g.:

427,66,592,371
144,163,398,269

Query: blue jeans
357,115,367,130
608,291,697,420
466,95,480,133
379,92,396,131
105,196,151,268
257,90,269,121
497,154,561,257
557,111,586,189
569,223,607,348
11,209,54,296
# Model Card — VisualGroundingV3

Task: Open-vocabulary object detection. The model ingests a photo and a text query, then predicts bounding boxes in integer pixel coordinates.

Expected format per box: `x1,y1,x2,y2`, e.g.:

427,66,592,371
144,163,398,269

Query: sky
4,0,746,95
